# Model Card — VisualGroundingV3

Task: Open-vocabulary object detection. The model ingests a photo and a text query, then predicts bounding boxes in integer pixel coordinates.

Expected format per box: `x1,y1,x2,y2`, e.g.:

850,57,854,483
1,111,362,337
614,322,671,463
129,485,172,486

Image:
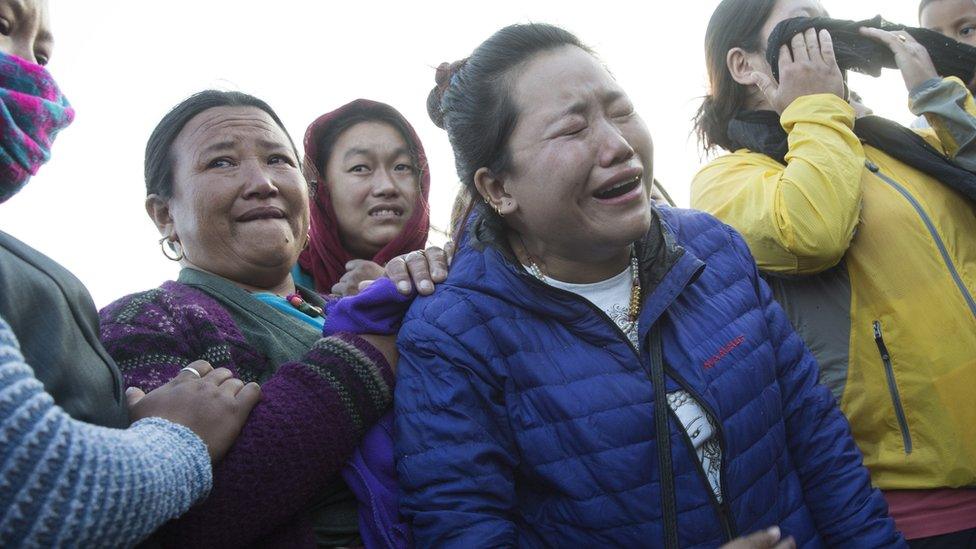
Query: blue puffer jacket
394,207,903,548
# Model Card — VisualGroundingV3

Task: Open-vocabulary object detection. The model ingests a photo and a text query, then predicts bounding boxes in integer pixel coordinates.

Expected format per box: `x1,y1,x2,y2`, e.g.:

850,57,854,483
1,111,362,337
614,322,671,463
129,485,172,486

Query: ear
727,47,763,86
473,167,517,216
146,194,175,238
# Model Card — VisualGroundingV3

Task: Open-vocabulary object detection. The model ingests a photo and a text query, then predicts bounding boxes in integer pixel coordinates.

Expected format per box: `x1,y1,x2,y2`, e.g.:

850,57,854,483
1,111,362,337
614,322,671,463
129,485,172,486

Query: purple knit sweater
99,280,395,548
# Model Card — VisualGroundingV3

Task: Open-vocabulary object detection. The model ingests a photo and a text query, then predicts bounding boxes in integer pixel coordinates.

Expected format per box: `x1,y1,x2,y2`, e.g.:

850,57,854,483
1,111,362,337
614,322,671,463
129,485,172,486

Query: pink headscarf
297,99,431,293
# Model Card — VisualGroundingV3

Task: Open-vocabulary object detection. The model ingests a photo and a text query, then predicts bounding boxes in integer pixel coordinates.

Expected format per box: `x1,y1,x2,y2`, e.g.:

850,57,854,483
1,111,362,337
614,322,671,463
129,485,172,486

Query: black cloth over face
726,110,976,202
766,16,976,85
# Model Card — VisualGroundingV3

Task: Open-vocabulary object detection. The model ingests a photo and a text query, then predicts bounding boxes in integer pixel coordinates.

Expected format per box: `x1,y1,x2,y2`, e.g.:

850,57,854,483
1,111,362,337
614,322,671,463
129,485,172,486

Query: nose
370,168,400,198
241,161,279,199
597,119,635,169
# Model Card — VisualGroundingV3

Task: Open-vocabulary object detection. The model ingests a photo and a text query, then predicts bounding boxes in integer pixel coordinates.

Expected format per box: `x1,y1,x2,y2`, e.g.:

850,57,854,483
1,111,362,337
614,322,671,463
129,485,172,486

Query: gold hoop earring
159,236,184,262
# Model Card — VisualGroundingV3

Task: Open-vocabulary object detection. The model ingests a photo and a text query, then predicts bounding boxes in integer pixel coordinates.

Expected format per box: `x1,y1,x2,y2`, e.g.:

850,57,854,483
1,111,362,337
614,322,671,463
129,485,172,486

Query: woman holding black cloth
692,1,976,546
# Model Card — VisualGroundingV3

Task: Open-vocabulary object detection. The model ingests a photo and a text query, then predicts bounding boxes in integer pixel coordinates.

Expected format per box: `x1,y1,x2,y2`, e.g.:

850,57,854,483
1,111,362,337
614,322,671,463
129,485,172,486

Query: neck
182,260,296,297
511,232,632,284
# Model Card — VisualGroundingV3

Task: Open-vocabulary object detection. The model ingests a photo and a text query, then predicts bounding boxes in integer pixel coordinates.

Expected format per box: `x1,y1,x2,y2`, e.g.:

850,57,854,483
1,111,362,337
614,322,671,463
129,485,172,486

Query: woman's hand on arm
125,360,261,463
748,29,846,115
382,243,454,295
332,259,386,296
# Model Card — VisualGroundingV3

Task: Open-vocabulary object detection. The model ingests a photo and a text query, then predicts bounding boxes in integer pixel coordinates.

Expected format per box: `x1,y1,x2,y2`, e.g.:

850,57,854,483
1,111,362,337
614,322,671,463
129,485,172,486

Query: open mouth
593,176,641,200
368,205,404,218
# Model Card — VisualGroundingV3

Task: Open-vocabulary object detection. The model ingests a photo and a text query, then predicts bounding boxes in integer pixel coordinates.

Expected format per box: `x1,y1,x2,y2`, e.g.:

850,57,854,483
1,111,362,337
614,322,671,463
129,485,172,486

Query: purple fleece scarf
0,51,74,204
322,277,416,549
322,278,414,337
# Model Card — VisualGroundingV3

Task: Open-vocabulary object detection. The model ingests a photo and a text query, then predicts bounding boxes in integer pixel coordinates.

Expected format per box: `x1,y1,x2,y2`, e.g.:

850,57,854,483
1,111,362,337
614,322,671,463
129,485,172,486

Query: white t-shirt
541,267,725,502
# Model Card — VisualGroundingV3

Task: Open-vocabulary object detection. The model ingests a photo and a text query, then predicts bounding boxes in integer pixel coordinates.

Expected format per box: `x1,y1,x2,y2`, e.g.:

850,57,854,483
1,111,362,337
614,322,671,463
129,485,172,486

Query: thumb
125,386,146,408
358,279,376,292
749,71,778,100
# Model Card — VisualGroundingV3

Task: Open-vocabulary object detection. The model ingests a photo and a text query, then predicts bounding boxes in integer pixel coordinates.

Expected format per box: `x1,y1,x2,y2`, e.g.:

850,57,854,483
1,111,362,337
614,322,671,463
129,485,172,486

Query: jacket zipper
515,268,737,542
664,366,737,542
866,161,976,321
872,320,913,454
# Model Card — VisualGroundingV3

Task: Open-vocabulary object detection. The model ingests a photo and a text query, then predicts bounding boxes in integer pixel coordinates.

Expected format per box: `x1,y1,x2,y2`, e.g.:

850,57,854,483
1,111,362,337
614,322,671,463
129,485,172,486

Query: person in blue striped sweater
0,0,263,546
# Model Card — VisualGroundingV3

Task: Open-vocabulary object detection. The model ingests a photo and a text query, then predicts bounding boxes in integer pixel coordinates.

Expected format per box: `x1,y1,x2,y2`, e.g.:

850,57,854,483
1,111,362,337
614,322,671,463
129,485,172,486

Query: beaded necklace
522,242,642,326
285,292,324,318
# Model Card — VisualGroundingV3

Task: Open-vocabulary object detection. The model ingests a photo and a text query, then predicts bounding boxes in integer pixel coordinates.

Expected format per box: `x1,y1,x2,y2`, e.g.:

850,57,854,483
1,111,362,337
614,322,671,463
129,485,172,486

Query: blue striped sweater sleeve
0,315,213,548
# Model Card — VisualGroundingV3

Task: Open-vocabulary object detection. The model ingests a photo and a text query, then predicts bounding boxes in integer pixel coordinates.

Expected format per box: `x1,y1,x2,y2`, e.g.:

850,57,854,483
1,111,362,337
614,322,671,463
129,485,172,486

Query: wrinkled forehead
511,45,623,118
175,106,289,156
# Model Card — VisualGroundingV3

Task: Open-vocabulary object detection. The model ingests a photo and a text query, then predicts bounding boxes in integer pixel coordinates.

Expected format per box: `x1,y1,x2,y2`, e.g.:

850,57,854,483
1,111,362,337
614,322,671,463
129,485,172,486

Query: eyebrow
199,138,290,156
256,138,292,152
556,91,627,118
199,140,238,157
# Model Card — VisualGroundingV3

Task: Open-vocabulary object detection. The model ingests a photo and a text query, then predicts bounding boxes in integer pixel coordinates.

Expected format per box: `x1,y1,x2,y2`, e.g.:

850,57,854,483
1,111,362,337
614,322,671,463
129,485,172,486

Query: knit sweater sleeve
99,287,396,547
0,314,212,548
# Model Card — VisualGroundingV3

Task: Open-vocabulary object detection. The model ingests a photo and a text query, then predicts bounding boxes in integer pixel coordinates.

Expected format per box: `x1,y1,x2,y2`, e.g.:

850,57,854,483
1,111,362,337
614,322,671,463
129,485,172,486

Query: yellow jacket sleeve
691,94,864,275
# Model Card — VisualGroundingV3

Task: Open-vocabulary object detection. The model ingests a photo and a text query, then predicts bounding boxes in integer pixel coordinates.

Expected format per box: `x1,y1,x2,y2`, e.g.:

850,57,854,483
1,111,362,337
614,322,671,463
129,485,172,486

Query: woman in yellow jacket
691,1,976,546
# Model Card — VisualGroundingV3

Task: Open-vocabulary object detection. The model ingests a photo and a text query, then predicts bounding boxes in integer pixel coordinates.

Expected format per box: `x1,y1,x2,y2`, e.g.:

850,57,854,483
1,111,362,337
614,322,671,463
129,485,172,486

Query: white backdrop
1,0,919,306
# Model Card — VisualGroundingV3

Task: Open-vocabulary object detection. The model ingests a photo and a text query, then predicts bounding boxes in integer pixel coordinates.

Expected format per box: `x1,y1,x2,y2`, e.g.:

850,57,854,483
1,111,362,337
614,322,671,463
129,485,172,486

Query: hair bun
427,59,467,130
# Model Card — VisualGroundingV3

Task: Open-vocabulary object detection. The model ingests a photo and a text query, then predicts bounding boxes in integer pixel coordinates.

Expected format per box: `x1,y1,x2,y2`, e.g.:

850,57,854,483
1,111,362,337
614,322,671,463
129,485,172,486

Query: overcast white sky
1,0,919,306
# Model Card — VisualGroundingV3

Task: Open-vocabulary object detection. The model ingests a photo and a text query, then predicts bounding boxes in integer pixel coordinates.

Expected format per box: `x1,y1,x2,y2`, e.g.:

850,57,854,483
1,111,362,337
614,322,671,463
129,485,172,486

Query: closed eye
612,107,635,119
561,126,586,137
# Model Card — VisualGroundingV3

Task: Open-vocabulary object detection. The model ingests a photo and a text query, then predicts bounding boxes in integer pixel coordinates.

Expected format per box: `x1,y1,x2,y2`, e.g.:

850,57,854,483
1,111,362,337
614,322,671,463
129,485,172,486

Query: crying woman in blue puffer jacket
394,23,905,549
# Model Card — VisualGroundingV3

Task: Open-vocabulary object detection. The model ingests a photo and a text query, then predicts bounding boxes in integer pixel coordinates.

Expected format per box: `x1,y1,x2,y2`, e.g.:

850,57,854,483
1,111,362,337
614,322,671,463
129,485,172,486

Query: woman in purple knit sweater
99,91,434,548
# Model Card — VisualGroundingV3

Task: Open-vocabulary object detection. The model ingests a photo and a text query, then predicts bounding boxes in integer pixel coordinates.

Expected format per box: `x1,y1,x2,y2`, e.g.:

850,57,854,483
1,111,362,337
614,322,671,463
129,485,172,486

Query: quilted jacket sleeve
395,305,519,548
691,94,864,276
727,229,905,547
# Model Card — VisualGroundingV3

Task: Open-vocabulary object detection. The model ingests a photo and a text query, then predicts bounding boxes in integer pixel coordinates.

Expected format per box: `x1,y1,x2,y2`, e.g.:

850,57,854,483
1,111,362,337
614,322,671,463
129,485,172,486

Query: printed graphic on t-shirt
667,390,724,502
607,303,639,348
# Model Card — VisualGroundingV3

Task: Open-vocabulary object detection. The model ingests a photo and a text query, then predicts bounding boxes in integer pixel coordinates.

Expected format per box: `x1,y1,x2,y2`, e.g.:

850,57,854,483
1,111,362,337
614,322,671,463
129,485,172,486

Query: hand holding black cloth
766,16,976,85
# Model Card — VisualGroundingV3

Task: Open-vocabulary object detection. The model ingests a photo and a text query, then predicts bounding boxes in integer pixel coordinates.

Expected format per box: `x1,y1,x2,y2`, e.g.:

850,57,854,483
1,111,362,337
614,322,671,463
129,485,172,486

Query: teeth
371,209,401,217
598,177,640,196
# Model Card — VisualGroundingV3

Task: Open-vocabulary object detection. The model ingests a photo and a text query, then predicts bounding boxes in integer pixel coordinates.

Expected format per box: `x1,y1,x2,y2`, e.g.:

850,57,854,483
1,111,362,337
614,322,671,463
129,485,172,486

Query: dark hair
309,106,422,188
427,23,592,247
694,0,778,152
145,90,299,198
